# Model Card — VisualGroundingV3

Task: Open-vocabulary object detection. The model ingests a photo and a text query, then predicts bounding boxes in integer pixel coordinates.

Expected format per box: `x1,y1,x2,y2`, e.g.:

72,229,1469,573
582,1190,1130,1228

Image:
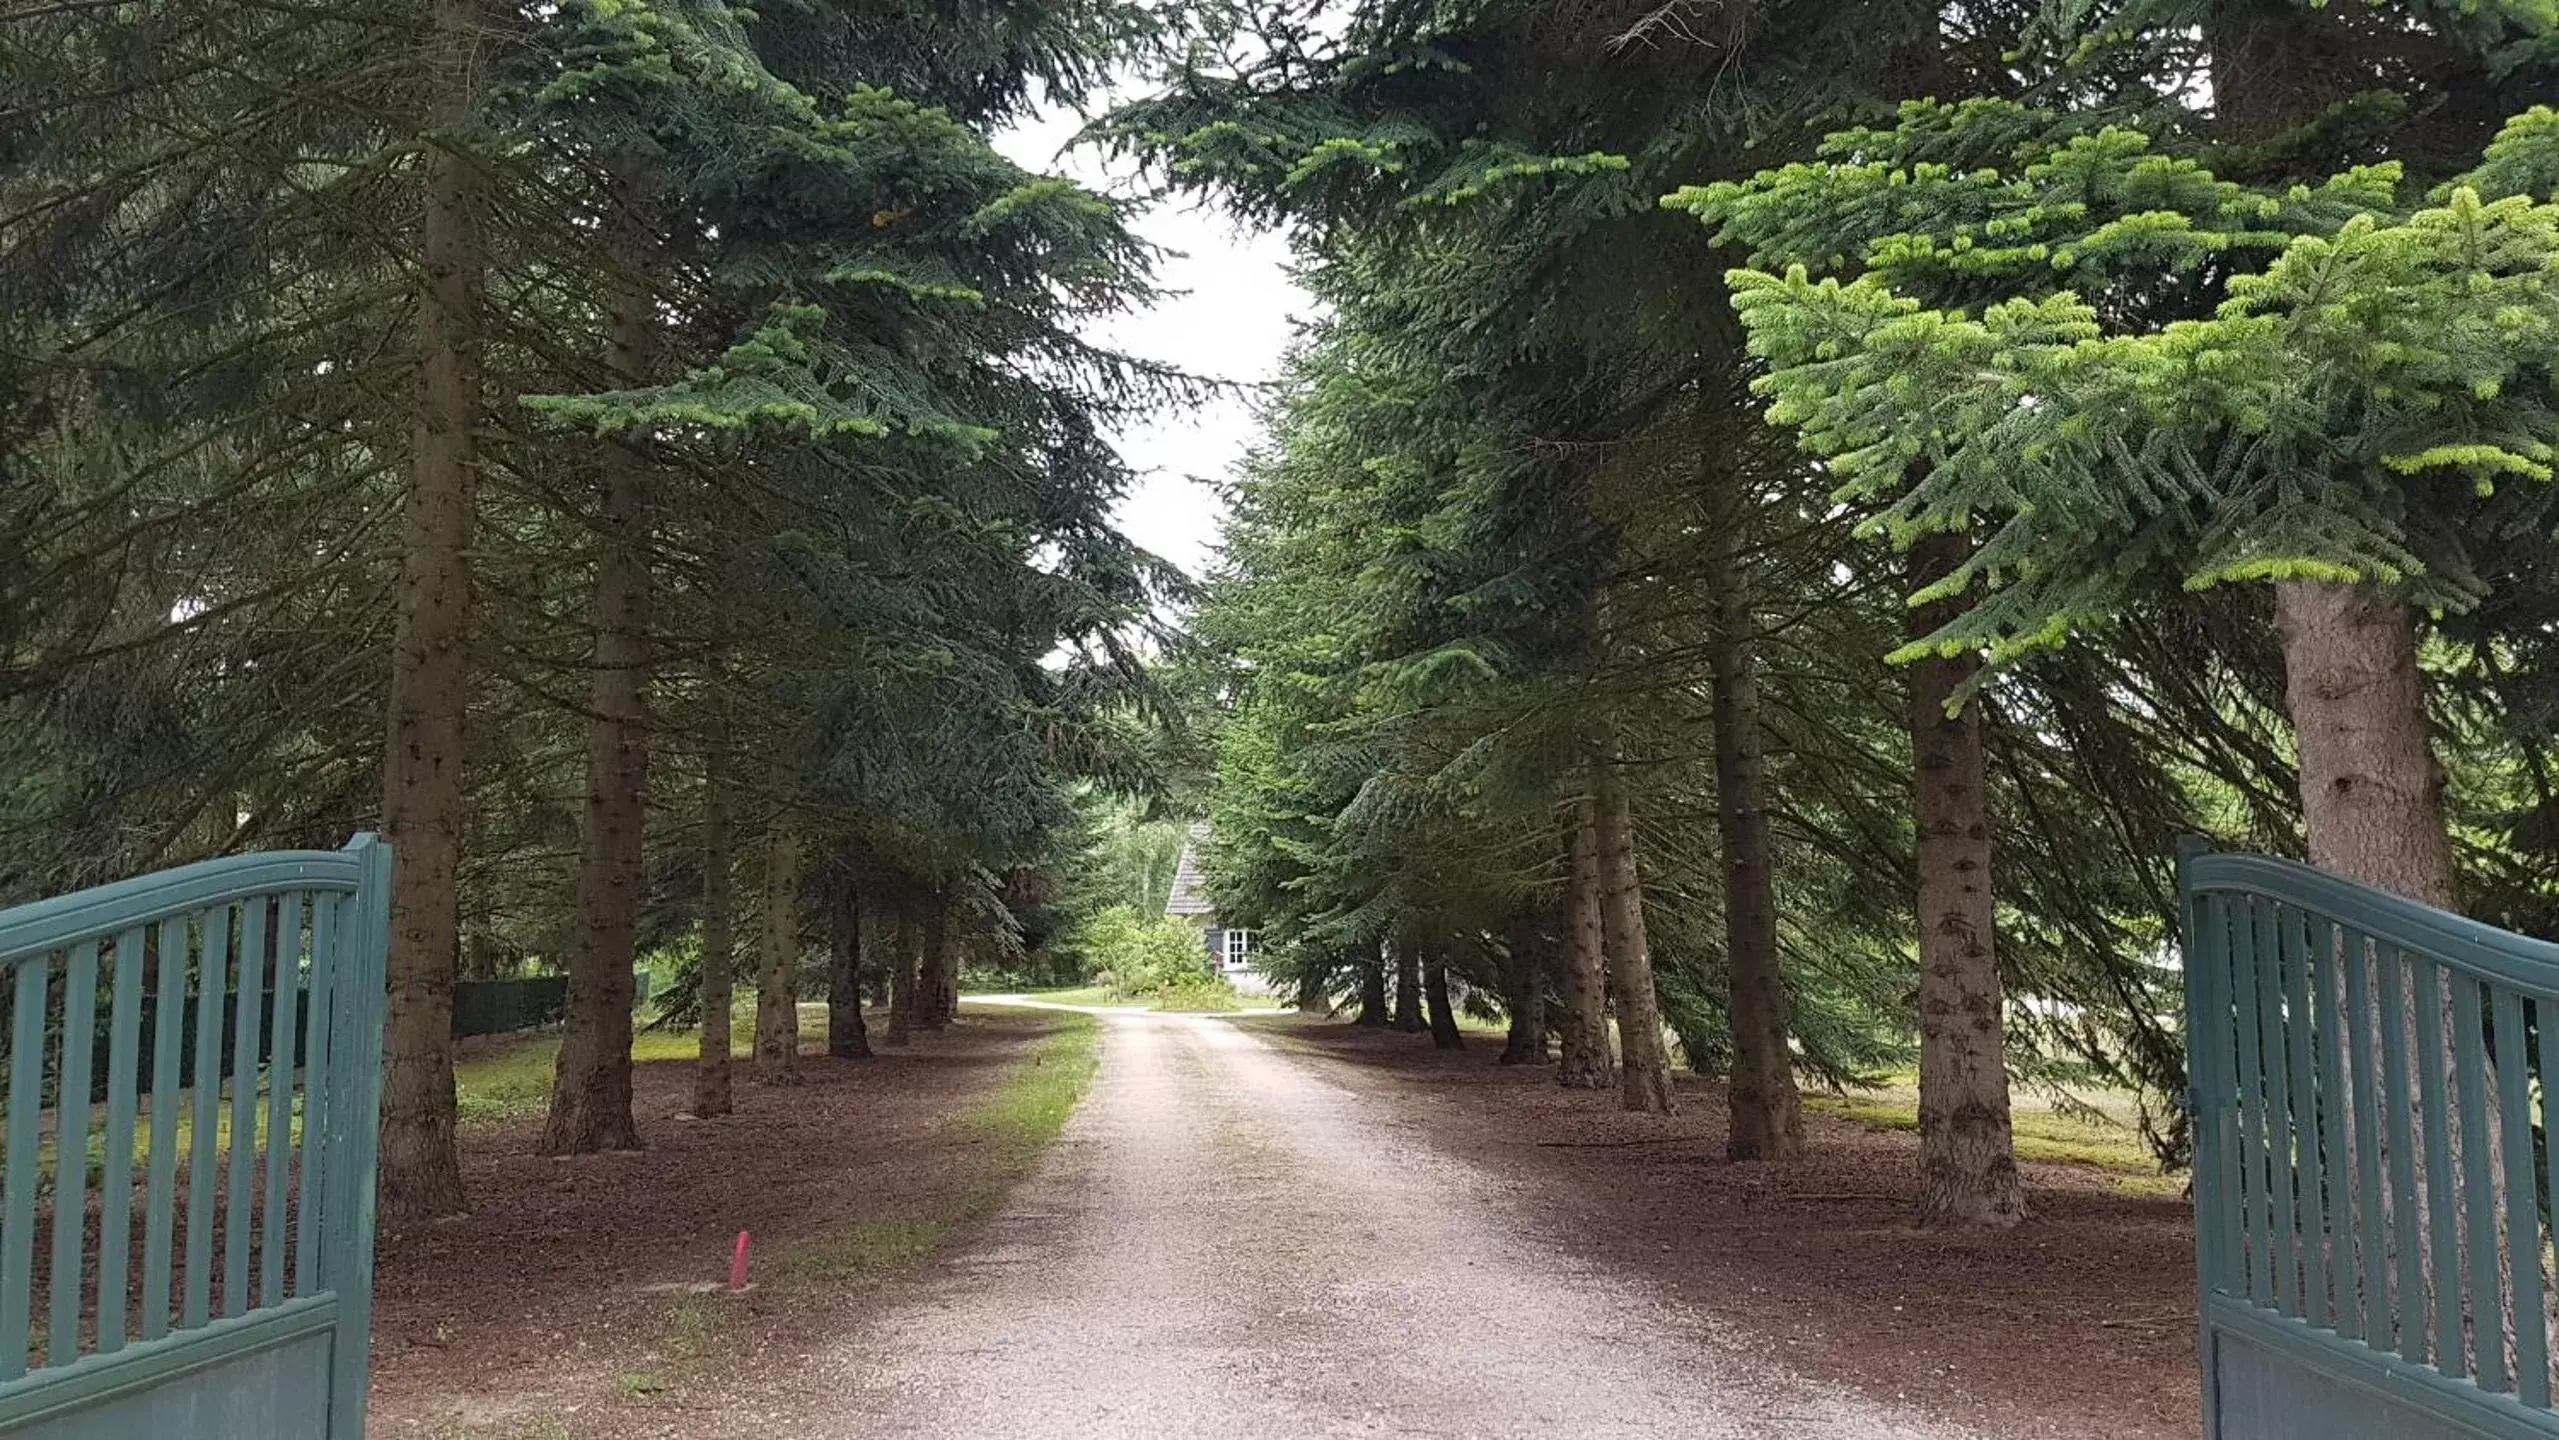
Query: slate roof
1165,820,1215,917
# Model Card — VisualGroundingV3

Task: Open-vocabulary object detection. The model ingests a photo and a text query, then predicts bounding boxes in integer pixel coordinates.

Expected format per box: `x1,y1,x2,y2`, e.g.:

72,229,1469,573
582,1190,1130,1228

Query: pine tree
382,0,495,1217
1687,100,2559,909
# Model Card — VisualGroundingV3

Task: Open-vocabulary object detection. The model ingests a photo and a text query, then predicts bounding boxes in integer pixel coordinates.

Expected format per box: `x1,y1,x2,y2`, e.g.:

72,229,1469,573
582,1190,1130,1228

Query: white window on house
1222,928,1254,972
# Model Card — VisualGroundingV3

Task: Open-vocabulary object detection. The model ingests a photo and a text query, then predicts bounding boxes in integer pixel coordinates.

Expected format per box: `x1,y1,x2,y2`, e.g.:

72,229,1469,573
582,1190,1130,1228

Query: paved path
817,1011,1973,1439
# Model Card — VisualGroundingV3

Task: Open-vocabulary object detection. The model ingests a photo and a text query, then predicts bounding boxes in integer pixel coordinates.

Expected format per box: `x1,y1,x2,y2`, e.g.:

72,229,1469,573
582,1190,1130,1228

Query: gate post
2178,836,2222,1440
326,834,393,1440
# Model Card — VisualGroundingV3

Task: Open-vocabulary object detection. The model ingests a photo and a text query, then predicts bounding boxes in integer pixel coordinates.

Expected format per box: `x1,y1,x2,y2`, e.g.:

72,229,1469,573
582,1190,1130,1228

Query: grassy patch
1806,1078,2179,1196
1147,979,1247,1012
663,1294,728,1360
1014,984,1127,1008
452,1000,827,1126
769,1218,946,1286
4,1078,308,1190
1010,983,1289,1013
956,1009,1100,1164
767,1009,1101,1289
453,1041,558,1124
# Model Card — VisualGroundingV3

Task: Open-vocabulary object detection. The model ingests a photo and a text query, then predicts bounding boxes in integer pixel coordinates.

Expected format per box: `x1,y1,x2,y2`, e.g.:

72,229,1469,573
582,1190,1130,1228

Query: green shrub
1149,974,1244,1011
1080,905,1238,1008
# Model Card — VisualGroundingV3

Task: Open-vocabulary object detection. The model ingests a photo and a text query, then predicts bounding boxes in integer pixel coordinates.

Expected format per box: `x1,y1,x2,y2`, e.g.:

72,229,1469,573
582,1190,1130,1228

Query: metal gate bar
2185,843,2559,1439
0,836,389,1439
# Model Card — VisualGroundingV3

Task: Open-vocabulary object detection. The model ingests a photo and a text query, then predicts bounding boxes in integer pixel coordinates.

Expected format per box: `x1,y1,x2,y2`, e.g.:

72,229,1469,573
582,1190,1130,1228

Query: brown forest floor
368,1009,1070,1439
366,1006,2194,1438
1251,1018,2200,1440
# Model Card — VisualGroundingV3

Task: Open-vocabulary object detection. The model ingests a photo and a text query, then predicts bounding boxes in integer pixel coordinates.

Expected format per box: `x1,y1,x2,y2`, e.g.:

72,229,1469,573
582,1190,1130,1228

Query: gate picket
0,837,390,1438
142,916,187,1341
2186,845,2559,1439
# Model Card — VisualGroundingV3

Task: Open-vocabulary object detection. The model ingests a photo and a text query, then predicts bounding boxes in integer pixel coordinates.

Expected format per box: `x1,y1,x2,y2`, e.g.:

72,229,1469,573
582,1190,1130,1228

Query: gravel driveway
814,1010,1977,1438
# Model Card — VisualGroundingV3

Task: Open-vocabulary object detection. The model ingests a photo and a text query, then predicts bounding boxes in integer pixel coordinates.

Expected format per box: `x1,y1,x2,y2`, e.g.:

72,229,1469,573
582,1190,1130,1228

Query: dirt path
784,1011,1975,1439
1259,1018,2196,1438
368,1011,1069,1438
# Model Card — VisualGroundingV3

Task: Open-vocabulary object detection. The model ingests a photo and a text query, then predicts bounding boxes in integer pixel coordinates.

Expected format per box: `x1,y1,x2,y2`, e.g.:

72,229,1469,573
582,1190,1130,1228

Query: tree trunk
692,742,735,1118
918,889,954,1030
2274,580,2457,905
1710,505,1801,1157
885,893,918,1045
1591,777,1676,1115
1356,953,1389,1027
828,861,871,1059
1423,947,1465,1050
1908,534,2023,1224
378,0,487,1221
2210,33,2492,1376
1558,810,1616,1091
1390,943,1425,1033
936,899,963,1025
1296,969,1329,1015
1499,911,1550,1066
538,162,658,1157
2276,581,2511,1365
754,811,802,1083
461,928,500,982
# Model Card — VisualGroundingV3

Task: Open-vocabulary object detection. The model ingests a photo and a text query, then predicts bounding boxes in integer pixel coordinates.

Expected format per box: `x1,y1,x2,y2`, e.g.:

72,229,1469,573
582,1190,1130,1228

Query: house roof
1165,820,1215,917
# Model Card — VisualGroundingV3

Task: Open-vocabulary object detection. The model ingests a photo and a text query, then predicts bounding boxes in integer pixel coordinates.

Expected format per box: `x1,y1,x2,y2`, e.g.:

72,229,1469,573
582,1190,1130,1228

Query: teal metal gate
2185,844,2559,1438
0,836,390,1438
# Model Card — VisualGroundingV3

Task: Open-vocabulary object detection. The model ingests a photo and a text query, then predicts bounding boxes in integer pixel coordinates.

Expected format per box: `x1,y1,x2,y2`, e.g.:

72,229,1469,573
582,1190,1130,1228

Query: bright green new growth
1672,103,2559,669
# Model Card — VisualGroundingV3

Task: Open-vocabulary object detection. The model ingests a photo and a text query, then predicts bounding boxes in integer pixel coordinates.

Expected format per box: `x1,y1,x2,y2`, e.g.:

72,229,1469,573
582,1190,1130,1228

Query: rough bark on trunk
1908,534,2022,1224
2274,580,2457,906
2277,579,2508,1370
1499,911,1550,1066
1591,779,1677,1114
1558,813,1616,1091
754,812,803,1083
379,0,487,1219
885,894,918,1045
918,890,954,1030
1711,505,1802,1158
539,162,658,1157
1356,955,1389,1027
1423,947,1465,1050
693,743,735,1118
828,861,871,1059
1390,944,1424,1032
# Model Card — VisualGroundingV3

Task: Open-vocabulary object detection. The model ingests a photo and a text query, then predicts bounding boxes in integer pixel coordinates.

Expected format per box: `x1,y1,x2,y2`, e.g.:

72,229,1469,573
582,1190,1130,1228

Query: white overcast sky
995,106,1312,580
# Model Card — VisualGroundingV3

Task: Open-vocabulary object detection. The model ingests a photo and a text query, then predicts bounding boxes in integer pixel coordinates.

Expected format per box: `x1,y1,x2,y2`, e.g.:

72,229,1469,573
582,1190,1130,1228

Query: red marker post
730,1230,751,1292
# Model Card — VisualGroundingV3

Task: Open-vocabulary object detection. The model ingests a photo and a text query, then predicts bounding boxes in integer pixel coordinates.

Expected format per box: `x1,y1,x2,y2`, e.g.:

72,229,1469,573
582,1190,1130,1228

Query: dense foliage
1117,0,2559,1223
17,0,2559,1238
1,0,1184,1212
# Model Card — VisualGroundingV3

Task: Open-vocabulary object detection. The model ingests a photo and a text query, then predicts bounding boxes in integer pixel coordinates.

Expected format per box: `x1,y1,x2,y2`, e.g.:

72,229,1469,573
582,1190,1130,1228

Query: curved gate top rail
2186,849,2559,1002
2183,842,2559,1440
0,835,389,1439
0,847,379,968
